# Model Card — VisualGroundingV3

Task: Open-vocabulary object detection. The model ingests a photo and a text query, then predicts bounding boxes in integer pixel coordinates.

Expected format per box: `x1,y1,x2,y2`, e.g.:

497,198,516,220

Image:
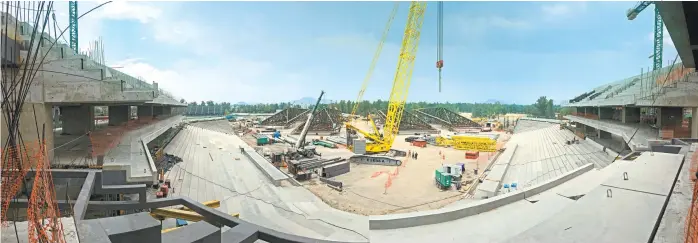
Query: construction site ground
236,119,513,216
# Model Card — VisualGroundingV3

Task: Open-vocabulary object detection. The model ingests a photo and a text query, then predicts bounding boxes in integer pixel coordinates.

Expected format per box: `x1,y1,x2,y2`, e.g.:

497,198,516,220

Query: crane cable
349,2,400,119
436,1,444,93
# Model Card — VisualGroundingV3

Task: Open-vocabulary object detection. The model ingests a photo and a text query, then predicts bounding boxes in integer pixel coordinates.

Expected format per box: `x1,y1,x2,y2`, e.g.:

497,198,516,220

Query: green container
435,170,452,189
257,137,269,145
313,140,336,148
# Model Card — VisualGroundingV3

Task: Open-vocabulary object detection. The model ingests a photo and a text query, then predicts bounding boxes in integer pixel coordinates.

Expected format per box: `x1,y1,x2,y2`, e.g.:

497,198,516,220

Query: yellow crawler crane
348,3,400,122
346,2,427,153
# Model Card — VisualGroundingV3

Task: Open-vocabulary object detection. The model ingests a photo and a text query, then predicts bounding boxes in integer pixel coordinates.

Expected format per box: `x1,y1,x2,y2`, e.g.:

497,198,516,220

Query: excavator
345,2,439,155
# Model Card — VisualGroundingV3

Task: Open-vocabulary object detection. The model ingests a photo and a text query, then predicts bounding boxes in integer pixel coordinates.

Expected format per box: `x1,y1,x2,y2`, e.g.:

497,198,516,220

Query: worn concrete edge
240,148,287,187
563,115,637,149
465,145,506,196
187,117,226,123
368,163,594,230
519,117,563,124
478,144,519,196
650,145,692,242
585,137,621,158
141,139,158,184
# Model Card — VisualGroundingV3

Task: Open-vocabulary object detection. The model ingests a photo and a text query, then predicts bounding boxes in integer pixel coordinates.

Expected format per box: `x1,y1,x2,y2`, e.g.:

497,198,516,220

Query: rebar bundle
1,2,65,242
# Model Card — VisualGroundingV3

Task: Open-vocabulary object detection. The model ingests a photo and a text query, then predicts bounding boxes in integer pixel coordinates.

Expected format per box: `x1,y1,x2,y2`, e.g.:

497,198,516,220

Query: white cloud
111,58,308,103
541,2,587,18
50,1,162,55
94,1,162,24
49,1,313,102
538,2,589,25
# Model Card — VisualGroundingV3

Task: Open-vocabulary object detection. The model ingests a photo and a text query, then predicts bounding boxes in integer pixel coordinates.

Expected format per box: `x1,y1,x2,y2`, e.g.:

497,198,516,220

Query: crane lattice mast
626,1,663,71
69,1,78,53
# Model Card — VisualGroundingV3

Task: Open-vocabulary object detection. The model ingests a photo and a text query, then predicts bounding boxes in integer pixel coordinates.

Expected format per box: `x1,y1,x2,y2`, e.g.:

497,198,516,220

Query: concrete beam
137,105,153,118
73,172,96,221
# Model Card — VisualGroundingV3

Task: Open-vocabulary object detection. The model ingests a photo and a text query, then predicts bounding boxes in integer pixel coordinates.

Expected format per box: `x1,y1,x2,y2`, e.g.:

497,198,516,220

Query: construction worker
414,152,418,160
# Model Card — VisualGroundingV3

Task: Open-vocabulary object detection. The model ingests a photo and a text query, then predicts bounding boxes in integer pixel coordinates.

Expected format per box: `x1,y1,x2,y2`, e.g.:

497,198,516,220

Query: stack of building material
326,136,347,145
287,157,346,180
322,161,350,178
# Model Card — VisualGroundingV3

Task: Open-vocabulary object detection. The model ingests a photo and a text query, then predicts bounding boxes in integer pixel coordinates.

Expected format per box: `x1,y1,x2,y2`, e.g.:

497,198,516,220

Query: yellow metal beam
177,200,220,211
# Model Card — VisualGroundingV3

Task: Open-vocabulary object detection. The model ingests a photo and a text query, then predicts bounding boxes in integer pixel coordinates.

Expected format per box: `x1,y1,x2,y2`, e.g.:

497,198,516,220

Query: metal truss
292,108,344,134
260,108,309,126
412,107,480,128
371,109,435,130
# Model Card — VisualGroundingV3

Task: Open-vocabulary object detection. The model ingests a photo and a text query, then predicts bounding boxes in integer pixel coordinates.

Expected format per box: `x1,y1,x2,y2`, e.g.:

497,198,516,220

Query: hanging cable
436,1,444,92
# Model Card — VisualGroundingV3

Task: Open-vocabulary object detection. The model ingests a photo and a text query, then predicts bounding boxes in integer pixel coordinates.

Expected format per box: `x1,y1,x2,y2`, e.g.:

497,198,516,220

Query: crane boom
296,90,325,148
626,1,663,71
350,3,400,119
379,2,427,149
348,2,427,153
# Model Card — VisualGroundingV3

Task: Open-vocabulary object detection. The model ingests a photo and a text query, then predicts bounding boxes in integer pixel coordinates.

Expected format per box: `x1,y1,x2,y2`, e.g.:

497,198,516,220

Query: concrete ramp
505,152,684,243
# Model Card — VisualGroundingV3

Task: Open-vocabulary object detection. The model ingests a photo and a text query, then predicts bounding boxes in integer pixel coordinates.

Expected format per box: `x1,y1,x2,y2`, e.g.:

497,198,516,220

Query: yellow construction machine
151,200,240,233
345,2,430,154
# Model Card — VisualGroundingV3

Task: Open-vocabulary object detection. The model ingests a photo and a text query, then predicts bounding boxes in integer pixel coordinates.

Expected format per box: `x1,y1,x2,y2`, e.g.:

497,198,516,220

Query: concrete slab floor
161,125,369,242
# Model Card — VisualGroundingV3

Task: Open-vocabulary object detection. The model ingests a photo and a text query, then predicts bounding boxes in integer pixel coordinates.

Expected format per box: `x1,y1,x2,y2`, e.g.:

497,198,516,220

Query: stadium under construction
2,1,698,243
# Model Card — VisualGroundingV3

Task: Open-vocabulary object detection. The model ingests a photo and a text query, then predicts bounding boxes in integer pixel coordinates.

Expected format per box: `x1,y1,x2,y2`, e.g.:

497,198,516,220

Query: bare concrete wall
0,102,54,159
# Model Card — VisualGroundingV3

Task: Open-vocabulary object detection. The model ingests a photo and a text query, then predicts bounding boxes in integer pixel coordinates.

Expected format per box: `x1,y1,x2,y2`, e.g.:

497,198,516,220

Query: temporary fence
686,150,698,243
88,117,159,160
26,140,65,243
0,140,42,224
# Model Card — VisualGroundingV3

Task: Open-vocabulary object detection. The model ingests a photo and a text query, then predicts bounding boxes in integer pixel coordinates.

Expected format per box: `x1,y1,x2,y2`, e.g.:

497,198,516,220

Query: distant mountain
483,99,505,104
291,97,334,107
292,97,316,106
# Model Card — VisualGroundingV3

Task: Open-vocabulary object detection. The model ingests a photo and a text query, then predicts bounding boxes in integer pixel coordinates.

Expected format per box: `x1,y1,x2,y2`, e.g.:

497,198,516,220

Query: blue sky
53,1,679,105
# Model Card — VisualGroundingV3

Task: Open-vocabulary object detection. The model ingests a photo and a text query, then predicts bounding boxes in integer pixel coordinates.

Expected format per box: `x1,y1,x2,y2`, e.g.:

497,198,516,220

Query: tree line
180,96,562,119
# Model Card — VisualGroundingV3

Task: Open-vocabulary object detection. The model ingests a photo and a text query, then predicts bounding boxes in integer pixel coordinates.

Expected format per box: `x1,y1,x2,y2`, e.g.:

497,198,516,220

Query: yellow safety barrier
435,136,453,147
452,136,496,152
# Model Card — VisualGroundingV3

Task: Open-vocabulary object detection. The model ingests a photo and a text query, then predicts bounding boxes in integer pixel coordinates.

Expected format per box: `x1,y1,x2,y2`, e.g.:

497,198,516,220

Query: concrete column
137,105,153,118
622,107,641,124
108,105,130,126
61,105,94,135
691,107,698,138
163,106,172,116
656,107,662,128
658,107,683,129
598,107,614,120
153,106,163,117
1,103,55,160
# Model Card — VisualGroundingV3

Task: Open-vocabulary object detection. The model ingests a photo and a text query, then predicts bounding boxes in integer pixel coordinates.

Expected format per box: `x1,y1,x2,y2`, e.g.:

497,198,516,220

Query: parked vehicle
404,136,420,142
